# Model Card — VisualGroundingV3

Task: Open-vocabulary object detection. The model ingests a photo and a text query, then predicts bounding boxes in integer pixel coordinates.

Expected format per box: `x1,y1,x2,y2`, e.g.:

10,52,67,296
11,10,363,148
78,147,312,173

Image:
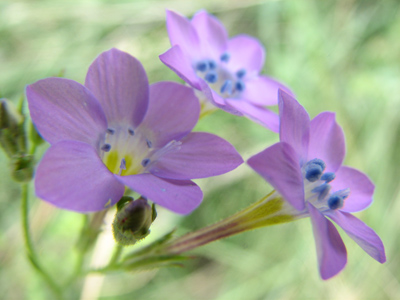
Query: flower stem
108,244,123,267
164,191,294,254
64,210,109,288
21,183,64,299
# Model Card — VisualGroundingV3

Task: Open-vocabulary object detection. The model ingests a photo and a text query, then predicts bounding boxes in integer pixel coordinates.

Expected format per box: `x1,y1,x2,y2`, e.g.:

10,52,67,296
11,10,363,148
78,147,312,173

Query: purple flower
26,48,243,214
159,10,293,132
247,90,386,279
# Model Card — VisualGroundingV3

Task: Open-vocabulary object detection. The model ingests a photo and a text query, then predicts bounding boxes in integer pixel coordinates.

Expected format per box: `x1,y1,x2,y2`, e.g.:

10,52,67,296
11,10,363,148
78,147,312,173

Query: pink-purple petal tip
308,203,347,280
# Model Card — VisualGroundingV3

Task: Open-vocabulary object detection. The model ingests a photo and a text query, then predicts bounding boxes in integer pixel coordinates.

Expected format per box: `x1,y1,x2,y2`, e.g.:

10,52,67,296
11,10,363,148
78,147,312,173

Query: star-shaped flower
160,10,293,132
26,48,243,214
248,90,386,279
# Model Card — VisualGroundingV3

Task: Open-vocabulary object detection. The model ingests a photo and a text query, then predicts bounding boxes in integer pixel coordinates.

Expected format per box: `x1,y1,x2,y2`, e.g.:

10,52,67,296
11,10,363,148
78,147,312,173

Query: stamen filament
119,158,127,175
220,80,233,95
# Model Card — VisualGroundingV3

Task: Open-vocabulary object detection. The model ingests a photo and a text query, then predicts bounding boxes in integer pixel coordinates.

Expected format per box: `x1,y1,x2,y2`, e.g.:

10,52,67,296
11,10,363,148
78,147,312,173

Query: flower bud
10,153,35,182
112,196,157,246
0,99,26,157
0,98,23,131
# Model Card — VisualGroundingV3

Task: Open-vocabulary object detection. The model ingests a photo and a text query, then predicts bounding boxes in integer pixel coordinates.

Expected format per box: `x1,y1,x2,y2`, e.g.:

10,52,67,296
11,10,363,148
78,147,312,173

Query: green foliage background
1,0,399,299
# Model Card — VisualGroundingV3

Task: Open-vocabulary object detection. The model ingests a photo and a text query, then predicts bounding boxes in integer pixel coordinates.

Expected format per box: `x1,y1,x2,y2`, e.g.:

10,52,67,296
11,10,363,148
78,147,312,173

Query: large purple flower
26,48,243,214
247,90,386,279
159,10,292,132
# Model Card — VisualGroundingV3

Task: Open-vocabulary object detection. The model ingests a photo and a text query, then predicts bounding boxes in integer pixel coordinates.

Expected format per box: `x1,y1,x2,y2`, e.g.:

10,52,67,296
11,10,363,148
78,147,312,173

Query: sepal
122,254,193,271
29,123,44,147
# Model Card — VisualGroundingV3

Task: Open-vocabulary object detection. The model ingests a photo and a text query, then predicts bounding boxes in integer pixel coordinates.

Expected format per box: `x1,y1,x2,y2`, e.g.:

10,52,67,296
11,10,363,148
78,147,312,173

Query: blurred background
1,0,399,299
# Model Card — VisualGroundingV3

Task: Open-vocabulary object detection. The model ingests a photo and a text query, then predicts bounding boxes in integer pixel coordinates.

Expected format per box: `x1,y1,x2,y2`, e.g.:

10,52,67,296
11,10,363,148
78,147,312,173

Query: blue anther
235,80,245,92
328,195,344,210
205,71,218,83
196,61,208,72
307,158,326,171
305,164,323,182
220,80,233,94
220,53,230,62
312,183,331,201
236,69,246,78
128,128,135,136
141,158,150,167
120,158,127,170
146,139,152,148
208,60,217,70
101,144,111,152
106,128,115,135
321,172,335,182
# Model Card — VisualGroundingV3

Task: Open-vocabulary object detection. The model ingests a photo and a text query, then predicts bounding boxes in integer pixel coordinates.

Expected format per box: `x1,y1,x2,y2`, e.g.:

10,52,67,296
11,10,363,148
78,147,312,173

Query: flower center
194,52,246,99
302,158,350,212
99,126,153,176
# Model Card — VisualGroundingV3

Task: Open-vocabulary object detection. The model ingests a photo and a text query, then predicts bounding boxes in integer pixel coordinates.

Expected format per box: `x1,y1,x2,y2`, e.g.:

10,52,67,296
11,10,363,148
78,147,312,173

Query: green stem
108,244,123,267
64,210,108,288
21,183,64,299
84,245,123,275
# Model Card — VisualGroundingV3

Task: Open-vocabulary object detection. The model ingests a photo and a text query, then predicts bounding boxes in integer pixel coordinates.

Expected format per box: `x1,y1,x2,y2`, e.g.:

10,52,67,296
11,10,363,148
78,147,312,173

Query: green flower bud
10,153,35,182
0,99,27,157
112,197,157,246
0,98,23,131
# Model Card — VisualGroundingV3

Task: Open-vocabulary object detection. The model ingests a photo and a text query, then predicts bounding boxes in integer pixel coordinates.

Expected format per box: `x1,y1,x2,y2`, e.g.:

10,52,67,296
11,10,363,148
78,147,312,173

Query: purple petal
166,10,201,58
247,142,305,211
331,166,375,213
149,132,243,180
116,173,203,214
159,45,202,90
241,75,294,107
307,203,347,280
85,48,149,127
308,112,345,172
191,10,228,57
137,82,200,148
226,99,279,132
35,140,125,213
26,78,107,147
327,210,386,263
278,89,310,163
227,35,265,75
